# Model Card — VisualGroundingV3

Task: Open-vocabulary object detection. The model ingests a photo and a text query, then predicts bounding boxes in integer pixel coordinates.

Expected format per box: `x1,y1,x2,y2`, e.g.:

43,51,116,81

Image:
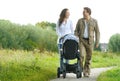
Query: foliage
108,33,120,52
35,21,56,30
0,20,57,51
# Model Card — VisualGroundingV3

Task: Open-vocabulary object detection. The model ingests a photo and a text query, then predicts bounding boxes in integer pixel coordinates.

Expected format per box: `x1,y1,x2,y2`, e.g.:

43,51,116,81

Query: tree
108,33,120,52
0,19,57,51
35,21,56,30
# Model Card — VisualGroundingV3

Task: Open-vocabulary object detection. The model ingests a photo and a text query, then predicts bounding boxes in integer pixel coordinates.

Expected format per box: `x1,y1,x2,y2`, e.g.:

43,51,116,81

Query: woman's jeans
58,38,69,70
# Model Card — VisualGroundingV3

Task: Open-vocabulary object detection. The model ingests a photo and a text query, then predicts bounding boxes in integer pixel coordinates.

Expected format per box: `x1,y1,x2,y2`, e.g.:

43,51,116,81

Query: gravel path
51,67,112,81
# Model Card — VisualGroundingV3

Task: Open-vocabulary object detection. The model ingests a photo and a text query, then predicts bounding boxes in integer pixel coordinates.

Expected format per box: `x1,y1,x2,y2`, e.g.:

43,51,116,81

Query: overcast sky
0,0,120,43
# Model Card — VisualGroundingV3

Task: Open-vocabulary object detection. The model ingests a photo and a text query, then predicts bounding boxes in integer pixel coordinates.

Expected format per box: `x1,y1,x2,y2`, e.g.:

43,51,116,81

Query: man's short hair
84,7,91,15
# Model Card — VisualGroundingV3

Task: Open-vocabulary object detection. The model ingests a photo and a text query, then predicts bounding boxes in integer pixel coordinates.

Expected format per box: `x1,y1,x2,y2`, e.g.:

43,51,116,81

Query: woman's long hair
59,8,68,27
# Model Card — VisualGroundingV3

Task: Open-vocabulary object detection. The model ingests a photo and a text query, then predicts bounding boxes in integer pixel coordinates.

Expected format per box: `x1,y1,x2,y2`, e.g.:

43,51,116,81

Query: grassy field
97,67,120,81
0,50,120,81
96,51,120,81
91,51,120,68
0,50,59,81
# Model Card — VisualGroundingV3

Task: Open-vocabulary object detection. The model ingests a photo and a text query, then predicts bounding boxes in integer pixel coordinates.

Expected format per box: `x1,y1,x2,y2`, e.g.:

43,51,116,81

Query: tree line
0,20,119,53
0,20,57,51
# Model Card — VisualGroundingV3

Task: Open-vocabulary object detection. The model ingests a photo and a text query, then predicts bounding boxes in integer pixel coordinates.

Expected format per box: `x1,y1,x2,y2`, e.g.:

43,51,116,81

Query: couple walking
56,7,100,77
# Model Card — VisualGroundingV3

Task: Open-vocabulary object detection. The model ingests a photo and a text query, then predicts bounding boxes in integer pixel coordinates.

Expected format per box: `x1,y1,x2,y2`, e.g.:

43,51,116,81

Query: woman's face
65,10,70,18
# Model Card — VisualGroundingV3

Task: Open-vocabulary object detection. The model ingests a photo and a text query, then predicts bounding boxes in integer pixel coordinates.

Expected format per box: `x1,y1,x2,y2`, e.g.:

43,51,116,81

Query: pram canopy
62,34,80,60
62,34,79,44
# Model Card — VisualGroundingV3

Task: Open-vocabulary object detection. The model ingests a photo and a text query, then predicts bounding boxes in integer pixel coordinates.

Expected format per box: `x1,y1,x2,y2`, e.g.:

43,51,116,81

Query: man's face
83,9,89,18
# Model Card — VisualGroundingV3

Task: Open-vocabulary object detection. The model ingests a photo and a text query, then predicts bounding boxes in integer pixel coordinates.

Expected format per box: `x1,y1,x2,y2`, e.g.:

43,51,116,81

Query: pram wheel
76,71,82,78
76,68,82,78
63,70,66,78
57,67,60,78
62,64,66,78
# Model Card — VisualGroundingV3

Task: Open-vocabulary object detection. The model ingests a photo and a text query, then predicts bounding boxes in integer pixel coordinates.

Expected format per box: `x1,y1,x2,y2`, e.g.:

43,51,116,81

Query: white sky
0,0,120,43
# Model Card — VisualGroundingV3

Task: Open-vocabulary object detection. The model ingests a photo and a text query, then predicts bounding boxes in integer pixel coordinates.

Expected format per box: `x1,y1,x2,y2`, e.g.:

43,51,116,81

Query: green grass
95,51,120,81
97,67,120,81
0,50,120,81
91,51,120,68
0,50,59,81
67,51,120,68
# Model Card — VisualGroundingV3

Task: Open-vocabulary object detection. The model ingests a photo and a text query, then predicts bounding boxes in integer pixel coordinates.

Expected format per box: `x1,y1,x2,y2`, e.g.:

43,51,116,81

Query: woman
56,8,74,70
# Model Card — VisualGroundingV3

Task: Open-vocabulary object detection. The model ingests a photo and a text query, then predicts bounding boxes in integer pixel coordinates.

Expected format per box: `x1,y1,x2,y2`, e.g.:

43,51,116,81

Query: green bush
0,20,57,51
108,33,120,52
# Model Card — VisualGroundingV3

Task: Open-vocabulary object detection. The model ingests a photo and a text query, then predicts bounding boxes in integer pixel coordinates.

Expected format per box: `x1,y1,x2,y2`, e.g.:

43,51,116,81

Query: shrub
108,33,120,52
0,20,57,51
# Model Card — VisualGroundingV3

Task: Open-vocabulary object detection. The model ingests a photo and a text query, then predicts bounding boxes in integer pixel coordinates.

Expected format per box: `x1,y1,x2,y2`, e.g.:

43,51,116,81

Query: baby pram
57,34,82,78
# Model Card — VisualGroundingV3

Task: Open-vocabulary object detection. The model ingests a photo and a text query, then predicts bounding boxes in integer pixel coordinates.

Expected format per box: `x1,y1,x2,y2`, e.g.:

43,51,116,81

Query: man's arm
94,20,100,48
74,20,80,36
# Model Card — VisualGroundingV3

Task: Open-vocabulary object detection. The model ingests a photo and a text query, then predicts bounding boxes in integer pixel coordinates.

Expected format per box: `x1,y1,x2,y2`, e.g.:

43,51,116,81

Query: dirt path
51,67,112,81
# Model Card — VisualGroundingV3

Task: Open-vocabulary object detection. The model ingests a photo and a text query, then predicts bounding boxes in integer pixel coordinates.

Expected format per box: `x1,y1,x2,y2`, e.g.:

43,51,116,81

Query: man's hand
95,44,99,48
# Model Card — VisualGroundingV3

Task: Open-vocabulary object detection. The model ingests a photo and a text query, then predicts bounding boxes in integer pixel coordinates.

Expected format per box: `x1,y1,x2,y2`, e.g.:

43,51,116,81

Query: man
75,7,100,77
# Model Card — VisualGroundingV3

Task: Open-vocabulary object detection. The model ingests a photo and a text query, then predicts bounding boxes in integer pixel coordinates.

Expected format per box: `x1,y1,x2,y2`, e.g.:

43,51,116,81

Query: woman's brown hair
59,8,68,27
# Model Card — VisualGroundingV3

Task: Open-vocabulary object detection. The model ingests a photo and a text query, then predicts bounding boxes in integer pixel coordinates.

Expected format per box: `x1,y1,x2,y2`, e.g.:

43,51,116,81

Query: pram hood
62,34,79,44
